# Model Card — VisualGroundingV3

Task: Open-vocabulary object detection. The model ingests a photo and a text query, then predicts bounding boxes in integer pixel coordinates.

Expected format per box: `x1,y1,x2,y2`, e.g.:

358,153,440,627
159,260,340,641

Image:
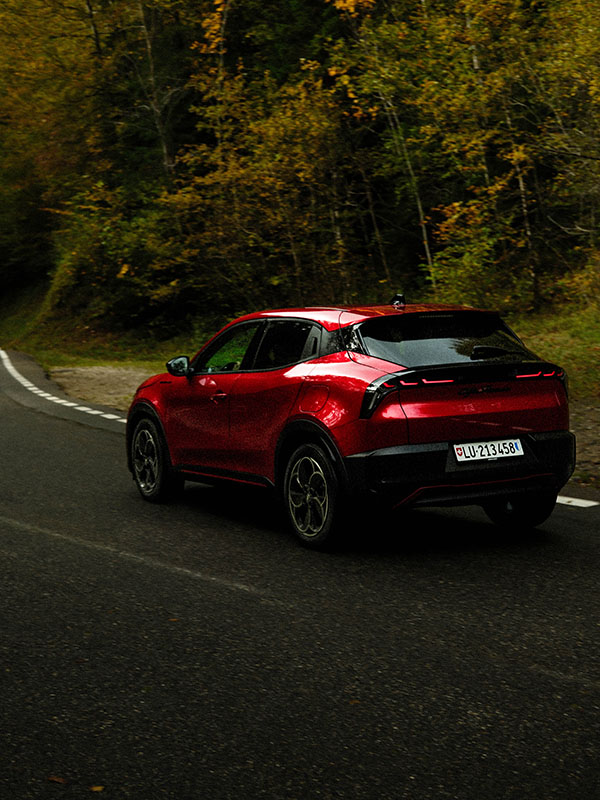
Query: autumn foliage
0,0,599,332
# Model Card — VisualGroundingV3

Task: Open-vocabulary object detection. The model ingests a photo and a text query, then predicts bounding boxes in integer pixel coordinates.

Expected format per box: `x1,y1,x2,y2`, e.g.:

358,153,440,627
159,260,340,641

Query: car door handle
210,390,228,404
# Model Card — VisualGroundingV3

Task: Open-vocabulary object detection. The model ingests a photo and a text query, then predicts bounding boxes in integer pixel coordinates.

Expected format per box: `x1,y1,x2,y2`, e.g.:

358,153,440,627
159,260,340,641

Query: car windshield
356,312,531,367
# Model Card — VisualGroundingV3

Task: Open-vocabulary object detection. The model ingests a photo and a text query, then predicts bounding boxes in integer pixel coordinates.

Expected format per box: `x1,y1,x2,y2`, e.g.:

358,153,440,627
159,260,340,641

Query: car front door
165,321,264,471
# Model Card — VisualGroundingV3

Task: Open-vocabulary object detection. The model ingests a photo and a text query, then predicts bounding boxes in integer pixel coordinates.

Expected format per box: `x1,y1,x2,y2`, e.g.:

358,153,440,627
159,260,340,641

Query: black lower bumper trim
343,430,576,508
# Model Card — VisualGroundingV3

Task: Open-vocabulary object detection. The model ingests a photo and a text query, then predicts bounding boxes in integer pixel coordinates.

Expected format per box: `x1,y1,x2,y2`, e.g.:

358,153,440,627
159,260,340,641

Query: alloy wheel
133,426,159,495
287,454,330,537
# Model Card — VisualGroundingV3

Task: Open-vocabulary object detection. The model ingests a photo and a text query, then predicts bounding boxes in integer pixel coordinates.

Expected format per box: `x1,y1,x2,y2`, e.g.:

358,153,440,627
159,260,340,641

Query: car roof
234,304,492,332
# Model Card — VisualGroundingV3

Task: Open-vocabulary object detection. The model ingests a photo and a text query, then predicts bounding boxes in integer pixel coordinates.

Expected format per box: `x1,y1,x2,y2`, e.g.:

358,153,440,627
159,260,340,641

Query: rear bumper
343,430,576,508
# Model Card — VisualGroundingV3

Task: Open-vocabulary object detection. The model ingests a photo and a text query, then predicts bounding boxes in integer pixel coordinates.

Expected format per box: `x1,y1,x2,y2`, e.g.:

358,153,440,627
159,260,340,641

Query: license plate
454,438,523,462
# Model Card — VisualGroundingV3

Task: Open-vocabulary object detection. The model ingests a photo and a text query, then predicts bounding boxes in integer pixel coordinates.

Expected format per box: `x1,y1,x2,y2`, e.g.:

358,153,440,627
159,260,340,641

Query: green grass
1,284,598,401
507,304,600,401
0,285,208,376
0,283,48,342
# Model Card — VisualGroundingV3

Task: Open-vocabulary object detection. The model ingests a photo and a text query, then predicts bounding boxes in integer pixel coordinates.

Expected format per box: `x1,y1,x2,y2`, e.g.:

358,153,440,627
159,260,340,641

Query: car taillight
516,369,563,379
360,362,567,418
361,374,456,417
516,368,568,396
361,378,398,418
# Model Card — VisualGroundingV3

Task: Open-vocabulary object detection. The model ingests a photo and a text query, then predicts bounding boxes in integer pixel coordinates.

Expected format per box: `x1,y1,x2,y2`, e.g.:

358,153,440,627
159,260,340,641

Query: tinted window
253,320,318,370
357,312,530,367
194,322,263,373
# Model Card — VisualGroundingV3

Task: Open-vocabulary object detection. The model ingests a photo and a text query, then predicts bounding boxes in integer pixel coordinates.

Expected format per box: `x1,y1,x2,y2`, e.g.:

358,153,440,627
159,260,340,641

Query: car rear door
227,319,321,479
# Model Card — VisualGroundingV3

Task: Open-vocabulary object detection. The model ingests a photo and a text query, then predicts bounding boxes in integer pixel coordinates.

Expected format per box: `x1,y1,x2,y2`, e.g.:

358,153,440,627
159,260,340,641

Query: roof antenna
391,292,406,308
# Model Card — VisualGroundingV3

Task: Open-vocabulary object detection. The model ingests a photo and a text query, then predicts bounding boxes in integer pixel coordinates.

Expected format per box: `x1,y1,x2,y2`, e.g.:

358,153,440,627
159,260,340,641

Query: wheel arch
274,419,348,492
126,401,169,473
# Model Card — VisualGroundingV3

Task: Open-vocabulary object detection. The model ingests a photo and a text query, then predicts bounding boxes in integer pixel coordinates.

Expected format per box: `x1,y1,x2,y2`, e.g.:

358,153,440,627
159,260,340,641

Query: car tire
131,417,182,502
483,488,558,529
283,443,340,547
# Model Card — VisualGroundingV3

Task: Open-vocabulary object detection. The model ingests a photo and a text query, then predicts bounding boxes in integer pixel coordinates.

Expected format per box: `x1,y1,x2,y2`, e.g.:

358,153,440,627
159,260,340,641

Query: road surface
1,349,599,799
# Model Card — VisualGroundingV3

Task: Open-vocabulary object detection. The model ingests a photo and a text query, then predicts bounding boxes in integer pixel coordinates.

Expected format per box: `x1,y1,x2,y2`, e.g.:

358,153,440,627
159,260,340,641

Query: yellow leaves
435,200,491,244
326,62,379,120
47,776,68,785
299,59,321,73
459,0,523,30
198,0,230,55
327,65,347,78
589,76,600,104
506,143,528,165
326,0,376,16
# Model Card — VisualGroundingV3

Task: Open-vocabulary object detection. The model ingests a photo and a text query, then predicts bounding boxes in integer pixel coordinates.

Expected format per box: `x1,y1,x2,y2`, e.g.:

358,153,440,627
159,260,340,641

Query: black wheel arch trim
126,401,170,473
274,418,348,490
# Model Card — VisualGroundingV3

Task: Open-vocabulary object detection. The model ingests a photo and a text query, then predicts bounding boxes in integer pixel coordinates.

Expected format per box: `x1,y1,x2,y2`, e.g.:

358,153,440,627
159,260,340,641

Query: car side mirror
166,355,191,377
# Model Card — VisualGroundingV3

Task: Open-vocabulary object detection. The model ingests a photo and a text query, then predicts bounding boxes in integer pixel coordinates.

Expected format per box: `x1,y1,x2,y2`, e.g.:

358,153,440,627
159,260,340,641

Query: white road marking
0,513,291,610
557,495,599,508
530,664,600,691
0,348,127,423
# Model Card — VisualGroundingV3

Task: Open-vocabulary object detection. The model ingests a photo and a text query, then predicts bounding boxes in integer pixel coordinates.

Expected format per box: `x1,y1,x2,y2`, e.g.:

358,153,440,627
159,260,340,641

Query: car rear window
356,312,532,367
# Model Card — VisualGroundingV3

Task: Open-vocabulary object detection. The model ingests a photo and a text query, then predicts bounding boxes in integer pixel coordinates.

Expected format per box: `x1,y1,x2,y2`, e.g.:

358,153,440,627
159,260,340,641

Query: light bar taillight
516,369,563,379
361,373,456,418
360,362,567,418
515,367,568,397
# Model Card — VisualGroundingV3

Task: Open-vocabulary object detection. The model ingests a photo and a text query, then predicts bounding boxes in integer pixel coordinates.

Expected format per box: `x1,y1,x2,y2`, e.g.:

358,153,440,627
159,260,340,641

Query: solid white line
557,495,599,508
0,513,290,610
0,348,127,424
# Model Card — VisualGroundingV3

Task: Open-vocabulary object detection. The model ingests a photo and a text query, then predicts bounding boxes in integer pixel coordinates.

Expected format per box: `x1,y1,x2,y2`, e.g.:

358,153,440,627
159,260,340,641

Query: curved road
1,349,599,799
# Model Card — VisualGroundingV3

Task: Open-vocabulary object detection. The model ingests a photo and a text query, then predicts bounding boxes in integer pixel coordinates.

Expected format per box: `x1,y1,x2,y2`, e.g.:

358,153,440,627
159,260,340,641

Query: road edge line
0,348,127,424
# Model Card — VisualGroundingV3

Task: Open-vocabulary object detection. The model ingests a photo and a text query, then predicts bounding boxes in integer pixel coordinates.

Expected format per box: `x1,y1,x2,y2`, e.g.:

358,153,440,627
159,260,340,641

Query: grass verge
0,285,209,376
507,304,600,401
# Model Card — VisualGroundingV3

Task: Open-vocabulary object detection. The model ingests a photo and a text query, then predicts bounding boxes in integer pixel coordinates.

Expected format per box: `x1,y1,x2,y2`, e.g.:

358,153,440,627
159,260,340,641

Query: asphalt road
1,350,599,800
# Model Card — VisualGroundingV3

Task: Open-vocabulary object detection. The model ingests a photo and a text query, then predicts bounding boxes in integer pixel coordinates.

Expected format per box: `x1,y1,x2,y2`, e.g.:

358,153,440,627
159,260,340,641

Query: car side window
252,320,319,370
193,322,263,373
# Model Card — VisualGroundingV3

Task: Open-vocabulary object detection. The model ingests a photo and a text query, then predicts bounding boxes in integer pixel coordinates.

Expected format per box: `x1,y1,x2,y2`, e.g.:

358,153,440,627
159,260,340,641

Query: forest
1,0,599,335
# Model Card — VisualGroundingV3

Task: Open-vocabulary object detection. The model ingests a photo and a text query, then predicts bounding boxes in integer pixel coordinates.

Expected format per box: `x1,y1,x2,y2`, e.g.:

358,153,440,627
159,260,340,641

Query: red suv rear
127,301,575,546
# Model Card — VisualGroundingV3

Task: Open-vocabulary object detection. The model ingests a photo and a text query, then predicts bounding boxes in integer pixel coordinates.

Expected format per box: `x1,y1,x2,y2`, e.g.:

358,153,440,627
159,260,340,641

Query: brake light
516,370,563,379
515,367,568,396
361,373,456,417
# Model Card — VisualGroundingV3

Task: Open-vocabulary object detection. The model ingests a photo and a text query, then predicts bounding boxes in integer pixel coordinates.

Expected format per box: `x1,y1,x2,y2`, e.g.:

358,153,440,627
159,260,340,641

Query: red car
126,299,575,546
